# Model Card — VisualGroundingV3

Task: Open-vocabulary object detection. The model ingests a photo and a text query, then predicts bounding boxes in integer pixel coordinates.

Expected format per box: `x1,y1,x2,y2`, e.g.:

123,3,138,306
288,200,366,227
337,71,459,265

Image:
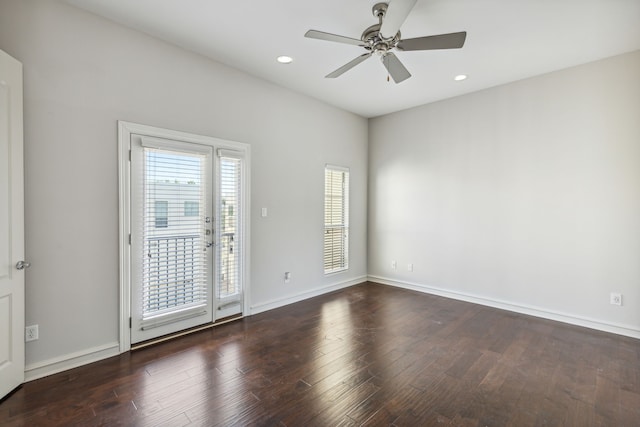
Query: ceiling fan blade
397,31,467,51
326,53,373,78
380,0,417,39
381,52,411,83
305,30,364,47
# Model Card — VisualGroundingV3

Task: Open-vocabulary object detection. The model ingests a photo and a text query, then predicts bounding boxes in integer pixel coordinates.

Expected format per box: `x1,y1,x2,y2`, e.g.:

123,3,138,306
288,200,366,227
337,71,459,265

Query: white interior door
130,135,214,344
0,49,25,399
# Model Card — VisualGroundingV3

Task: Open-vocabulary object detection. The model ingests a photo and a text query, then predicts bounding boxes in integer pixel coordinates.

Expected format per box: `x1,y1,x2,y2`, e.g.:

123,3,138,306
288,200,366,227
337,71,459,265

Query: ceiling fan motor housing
362,26,400,53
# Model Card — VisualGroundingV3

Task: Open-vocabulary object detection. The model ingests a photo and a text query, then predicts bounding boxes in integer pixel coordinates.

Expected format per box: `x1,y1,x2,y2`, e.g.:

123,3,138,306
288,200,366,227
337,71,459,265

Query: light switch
261,207,268,217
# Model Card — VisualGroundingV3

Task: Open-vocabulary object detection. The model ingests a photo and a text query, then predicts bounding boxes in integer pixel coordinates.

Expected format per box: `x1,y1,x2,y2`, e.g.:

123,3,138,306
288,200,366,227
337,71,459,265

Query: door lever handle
16,260,31,270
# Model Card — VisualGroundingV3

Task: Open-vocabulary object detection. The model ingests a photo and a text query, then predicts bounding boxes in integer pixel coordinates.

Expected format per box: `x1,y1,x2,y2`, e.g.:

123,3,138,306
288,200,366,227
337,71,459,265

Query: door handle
16,260,31,270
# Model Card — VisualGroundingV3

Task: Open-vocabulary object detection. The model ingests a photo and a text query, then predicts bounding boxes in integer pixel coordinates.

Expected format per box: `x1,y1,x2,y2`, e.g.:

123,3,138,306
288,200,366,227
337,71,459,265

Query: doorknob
15,260,31,270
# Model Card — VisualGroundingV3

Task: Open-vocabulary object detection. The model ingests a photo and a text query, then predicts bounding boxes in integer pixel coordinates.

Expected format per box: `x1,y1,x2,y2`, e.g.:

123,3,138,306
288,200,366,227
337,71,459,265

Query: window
324,165,349,273
184,201,199,217
154,200,168,228
218,153,242,301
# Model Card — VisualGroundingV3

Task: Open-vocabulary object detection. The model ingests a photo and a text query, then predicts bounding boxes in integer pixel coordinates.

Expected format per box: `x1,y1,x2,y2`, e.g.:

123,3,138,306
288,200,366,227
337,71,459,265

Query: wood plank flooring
2,282,639,426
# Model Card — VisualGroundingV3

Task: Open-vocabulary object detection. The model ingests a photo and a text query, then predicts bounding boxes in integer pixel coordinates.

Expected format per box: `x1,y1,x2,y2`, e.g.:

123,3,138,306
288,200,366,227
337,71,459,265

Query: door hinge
129,234,131,245
129,317,132,328
129,149,131,161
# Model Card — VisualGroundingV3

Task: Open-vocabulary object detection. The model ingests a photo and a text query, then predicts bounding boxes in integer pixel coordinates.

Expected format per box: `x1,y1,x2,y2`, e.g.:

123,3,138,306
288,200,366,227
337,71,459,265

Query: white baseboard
25,342,120,382
250,275,367,315
368,275,640,340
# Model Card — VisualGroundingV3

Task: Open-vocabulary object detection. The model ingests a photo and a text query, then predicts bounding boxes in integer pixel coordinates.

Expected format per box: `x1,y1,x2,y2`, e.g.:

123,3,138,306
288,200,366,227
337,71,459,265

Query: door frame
118,121,251,352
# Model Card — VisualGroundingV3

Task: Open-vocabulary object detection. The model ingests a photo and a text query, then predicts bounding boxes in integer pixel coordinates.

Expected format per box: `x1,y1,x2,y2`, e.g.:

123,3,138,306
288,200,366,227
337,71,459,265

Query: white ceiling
63,0,640,118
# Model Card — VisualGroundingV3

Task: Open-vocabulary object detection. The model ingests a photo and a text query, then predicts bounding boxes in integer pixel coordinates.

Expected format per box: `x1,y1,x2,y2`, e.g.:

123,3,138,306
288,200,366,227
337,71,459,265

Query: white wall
0,0,368,370
1,0,637,378
369,50,640,336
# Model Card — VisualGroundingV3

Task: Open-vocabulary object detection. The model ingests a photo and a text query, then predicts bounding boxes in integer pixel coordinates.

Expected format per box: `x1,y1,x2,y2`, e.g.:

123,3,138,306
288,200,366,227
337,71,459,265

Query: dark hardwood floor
2,282,639,426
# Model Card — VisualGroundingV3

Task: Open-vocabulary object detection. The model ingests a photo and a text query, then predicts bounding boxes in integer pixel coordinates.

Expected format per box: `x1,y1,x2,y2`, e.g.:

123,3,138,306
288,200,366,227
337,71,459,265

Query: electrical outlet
284,271,291,283
391,260,397,270
25,324,39,342
408,263,414,272
610,293,622,306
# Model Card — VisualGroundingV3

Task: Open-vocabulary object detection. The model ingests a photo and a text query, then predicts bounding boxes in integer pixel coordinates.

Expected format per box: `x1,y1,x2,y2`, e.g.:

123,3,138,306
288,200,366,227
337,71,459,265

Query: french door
126,128,246,345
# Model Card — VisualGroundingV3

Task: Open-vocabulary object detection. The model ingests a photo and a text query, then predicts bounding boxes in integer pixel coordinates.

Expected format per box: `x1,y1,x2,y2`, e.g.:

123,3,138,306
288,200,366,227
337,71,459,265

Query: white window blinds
324,165,349,273
142,146,209,322
218,152,242,302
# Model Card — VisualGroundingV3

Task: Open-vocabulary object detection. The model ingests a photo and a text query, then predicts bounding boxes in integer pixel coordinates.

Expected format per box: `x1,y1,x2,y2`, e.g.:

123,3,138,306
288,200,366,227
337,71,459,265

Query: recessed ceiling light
277,56,293,64
454,74,468,81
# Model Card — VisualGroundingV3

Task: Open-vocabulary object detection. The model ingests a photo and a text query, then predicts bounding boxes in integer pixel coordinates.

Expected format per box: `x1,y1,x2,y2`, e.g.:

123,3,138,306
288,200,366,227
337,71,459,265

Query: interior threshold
131,314,244,351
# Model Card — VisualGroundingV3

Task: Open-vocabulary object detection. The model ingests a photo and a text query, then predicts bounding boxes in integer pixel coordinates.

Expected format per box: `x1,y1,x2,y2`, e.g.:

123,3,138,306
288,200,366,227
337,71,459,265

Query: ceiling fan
305,0,466,83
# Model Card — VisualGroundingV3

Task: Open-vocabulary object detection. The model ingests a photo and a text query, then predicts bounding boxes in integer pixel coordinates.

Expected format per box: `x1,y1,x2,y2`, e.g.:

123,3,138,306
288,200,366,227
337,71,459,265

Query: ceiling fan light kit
305,0,466,84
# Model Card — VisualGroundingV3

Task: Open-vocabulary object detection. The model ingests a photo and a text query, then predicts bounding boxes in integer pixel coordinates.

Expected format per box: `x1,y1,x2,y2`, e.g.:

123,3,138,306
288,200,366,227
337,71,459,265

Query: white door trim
118,121,251,353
